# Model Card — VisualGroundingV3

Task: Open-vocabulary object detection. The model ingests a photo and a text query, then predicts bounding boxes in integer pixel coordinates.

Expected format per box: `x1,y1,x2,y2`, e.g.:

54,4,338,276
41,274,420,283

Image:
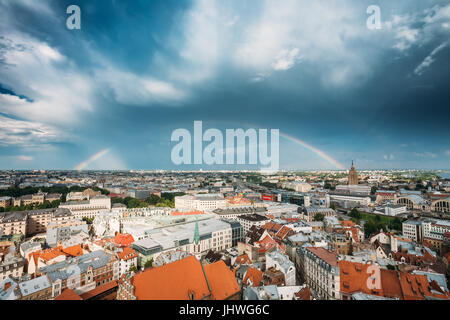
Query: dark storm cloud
0,0,449,170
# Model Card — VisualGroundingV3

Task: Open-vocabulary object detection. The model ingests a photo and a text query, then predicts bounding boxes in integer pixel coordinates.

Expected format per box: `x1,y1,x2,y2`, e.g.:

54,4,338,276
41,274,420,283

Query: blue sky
0,0,449,170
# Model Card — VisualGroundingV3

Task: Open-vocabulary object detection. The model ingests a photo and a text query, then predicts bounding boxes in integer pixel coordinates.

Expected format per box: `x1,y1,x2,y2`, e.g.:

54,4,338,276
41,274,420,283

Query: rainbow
74,148,110,171
278,132,346,170
217,121,347,171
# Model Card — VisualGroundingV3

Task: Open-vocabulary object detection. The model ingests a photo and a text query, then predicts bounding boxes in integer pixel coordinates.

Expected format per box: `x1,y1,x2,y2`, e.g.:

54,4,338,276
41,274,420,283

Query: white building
236,214,269,233
402,220,422,242
59,195,111,219
175,194,227,211
131,219,233,267
383,204,407,216
282,182,312,193
422,218,450,241
302,246,340,300
117,247,138,277
266,250,296,286
335,185,371,195
329,194,371,207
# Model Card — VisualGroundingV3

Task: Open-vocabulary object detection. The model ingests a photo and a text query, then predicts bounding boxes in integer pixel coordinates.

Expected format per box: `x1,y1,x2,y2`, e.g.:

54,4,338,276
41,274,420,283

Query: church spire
194,217,200,245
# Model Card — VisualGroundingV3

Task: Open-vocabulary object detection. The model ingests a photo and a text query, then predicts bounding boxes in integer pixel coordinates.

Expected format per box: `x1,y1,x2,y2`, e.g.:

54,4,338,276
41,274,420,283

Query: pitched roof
114,233,135,247
306,247,338,267
295,287,314,300
235,254,252,265
204,261,240,300
380,269,403,299
80,280,118,300
61,244,85,257
131,256,211,300
243,267,263,287
117,247,138,261
55,288,83,300
399,273,449,300
130,256,240,300
339,261,383,296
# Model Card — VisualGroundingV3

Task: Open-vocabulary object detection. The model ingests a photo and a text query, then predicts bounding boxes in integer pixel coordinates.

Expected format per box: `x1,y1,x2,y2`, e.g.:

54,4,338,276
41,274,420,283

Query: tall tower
348,161,359,185
194,217,200,246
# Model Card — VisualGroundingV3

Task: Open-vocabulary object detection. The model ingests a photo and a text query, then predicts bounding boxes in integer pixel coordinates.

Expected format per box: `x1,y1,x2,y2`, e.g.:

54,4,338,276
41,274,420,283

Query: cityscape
0,166,450,301
0,0,450,308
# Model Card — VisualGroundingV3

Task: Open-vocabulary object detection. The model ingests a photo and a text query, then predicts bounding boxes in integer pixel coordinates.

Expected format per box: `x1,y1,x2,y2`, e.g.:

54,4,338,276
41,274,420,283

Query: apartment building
13,192,62,207
402,220,422,242
175,194,227,211
236,214,269,233
301,246,340,300
266,250,296,286
0,211,27,236
27,208,74,235
40,250,119,298
59,195,111,219
0,196,11,209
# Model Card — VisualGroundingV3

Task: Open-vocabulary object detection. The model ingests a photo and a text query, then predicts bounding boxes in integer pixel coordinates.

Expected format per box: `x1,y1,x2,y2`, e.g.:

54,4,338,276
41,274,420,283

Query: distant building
175,194,227,211
236,214,269,233
299,207,336,222
348,161,359,185
59,195,111,219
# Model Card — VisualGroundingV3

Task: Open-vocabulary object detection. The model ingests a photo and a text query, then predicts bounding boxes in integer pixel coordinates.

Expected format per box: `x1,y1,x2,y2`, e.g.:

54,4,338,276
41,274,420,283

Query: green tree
313,213,325,221
146,194,161,205
129,266,138,273
371,186,378,195
126,198,148,209
349,208,362,219
144,258,153,269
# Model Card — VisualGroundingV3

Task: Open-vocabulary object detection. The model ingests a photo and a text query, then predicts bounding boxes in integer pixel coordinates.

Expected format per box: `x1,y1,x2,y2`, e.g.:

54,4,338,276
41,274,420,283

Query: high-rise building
348,161,359,185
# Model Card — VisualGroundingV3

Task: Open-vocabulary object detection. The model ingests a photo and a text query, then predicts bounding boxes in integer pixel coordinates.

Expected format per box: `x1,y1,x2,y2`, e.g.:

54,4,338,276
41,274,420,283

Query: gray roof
243,285,279,300
20,241,41,253
18,275,51,297
41,250,112,282
0,211,28,223
266,250,294,274
0,278,19,300
133,219,231,252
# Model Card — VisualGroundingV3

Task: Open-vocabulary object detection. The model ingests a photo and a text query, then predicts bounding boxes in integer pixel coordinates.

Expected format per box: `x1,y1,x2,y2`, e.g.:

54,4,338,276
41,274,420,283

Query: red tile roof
339,261,383,296
204,261,240,300
80,280,118,300
130,256,240,300
114,233,135,247
117,247,138,261
131,256,212,300
55,289,82,300
306,247,338,267
243,267,263,287
235,254,252,265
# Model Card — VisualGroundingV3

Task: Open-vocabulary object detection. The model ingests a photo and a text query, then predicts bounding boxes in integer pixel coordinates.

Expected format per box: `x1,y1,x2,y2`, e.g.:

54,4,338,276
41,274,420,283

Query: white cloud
271,48,302,71
0,33,94,125
99,68,186,106
387,4,450,52
445,150,450,156
414,41,448,75
0,114,65,147
413,152,437,158
17,155,33,161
